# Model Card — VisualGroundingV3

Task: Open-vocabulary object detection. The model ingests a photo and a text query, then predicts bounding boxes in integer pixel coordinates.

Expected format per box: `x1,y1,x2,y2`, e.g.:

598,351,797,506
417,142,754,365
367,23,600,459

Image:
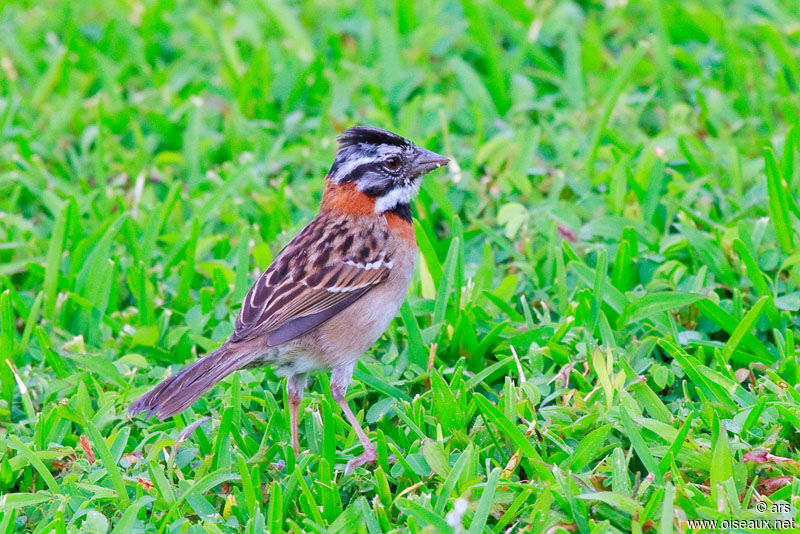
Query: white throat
372,180,421,213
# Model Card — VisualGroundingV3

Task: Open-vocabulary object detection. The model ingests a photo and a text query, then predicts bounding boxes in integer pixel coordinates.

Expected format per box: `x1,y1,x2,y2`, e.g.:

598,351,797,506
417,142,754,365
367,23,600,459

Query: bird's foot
344,445,377,475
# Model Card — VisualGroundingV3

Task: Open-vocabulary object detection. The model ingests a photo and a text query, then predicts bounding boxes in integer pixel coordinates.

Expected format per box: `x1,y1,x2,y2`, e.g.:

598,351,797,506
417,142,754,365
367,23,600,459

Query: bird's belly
242,343,321,376
316,289,405,363
244,280,408,376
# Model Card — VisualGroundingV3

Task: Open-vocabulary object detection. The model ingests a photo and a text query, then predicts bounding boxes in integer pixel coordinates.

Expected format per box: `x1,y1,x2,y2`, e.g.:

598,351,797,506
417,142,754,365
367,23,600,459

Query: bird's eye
385,156,400,170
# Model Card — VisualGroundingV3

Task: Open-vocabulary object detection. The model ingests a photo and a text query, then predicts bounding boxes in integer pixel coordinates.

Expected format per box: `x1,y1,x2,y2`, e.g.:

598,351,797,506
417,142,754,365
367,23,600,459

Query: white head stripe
329,155,376,182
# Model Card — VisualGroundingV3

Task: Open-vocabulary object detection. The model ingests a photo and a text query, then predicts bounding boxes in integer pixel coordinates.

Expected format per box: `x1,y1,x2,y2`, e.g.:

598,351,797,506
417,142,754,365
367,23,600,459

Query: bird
128,126,449,473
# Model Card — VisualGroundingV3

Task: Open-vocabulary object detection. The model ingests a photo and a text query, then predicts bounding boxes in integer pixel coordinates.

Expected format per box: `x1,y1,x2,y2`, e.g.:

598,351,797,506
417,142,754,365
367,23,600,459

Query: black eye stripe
336,161,397,197
359,181,394,197
332,161,374,183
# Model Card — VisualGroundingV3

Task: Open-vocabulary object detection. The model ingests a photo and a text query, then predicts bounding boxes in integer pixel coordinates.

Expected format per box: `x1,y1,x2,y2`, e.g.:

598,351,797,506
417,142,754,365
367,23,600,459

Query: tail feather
129,341,254,420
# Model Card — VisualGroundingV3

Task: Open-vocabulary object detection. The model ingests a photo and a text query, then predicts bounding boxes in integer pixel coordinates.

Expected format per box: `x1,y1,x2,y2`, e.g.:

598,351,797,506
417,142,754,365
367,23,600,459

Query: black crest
337,126,409,149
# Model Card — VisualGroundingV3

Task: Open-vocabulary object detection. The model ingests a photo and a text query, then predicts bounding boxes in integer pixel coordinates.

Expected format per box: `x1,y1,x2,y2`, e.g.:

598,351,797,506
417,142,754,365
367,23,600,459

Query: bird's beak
413,147,449,176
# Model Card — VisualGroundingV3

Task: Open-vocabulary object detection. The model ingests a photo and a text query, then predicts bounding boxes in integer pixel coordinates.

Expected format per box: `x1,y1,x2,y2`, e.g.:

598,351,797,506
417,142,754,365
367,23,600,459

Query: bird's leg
330,362,376,474
286,373,307,455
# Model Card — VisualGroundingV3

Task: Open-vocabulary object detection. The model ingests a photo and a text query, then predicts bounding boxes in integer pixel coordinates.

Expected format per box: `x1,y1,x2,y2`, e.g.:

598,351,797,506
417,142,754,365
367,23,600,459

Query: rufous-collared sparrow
129,126,449,473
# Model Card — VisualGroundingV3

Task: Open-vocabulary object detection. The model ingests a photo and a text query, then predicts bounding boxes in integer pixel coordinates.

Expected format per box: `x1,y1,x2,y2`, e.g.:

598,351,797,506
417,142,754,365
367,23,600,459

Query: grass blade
587,43,648,176
720,295,770,364
398,499,450,532
399,301,427,369
619,407,661,483
86,422,130,507
43,206,67,319
5,435,59,493
434,444,473,514
618,292,704,327
473,394,543,464
467,468,500,534
433,237,460,327
764,146,794,253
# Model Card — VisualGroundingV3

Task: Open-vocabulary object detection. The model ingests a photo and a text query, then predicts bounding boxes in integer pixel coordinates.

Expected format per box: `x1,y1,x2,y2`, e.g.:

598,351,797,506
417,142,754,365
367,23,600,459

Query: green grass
1,0,800,532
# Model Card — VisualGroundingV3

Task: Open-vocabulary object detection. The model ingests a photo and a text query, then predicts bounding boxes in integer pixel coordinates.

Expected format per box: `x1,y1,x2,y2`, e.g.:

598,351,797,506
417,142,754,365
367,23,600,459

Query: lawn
1,0,800,532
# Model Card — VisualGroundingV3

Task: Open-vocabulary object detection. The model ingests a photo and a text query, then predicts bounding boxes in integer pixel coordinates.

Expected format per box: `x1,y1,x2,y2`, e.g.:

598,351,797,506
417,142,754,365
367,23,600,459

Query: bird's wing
231,214,394,345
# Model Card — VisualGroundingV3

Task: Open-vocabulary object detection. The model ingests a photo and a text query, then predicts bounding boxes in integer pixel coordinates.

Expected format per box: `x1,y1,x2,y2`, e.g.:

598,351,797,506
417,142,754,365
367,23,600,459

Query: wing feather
230,214,393,344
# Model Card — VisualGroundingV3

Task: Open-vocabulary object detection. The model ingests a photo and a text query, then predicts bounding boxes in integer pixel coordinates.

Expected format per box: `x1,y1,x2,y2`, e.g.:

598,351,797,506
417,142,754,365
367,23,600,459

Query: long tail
128,341,255,420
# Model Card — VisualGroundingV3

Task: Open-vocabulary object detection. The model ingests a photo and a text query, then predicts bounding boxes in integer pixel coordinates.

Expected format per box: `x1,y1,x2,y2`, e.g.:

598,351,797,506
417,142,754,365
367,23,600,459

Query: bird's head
326,126,448,216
